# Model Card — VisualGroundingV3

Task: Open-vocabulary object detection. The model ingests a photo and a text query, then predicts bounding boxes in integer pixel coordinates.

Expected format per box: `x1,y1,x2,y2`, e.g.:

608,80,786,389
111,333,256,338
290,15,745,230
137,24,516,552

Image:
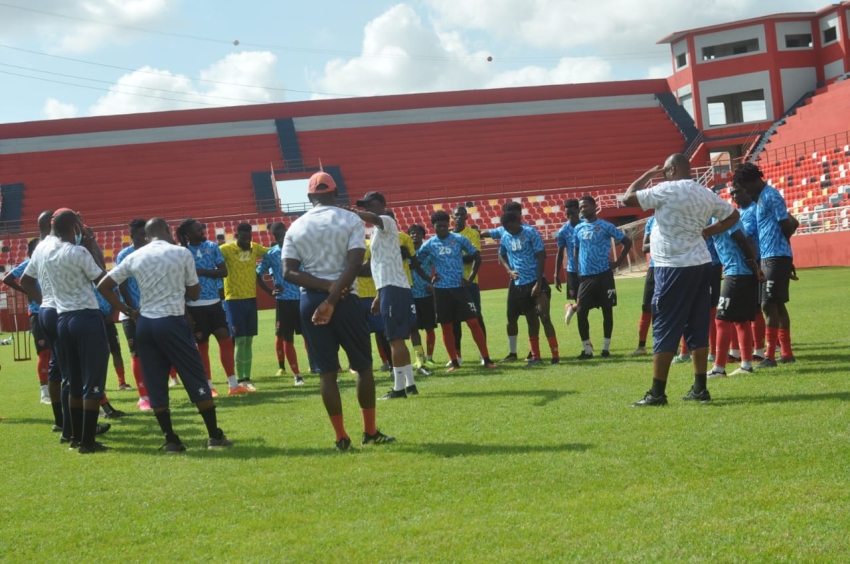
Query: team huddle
4,156,798,452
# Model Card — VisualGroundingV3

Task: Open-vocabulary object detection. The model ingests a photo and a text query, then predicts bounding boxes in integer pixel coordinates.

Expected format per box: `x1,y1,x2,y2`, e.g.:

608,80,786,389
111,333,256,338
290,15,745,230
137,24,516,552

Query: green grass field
0,267,848,563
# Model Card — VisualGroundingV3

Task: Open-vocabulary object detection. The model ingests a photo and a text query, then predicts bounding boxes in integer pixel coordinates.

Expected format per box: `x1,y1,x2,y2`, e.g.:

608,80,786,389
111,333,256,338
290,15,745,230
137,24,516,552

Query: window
707,102,727,126
679,94,695,120
785,33,813,48
706,89,767,126
701,38,760,61
676,53,687,69
823,26,838,44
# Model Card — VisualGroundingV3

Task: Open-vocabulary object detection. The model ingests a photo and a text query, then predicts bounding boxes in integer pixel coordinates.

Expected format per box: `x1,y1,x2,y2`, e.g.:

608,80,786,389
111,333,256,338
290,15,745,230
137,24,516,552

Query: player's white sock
402,364,415,387
582,340,593,354
508,336,518,355
393,367,406,391
741,360,752,370
754,348,765,358
226,375,239,388
729,349,741,359
207,379,216,390
40,384,49,397
603,338,611,351
712,364,725,373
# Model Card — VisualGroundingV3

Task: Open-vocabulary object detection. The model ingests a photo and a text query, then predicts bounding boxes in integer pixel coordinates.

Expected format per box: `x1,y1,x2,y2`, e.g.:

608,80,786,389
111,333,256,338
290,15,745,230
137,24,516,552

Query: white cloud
42,98,79,120
310,4,613,99
646,62,673,79
88,51,282,116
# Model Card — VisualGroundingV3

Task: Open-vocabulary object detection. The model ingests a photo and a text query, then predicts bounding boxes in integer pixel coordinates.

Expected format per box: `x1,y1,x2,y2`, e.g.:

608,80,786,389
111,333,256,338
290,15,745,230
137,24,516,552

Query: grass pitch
0,268,848,563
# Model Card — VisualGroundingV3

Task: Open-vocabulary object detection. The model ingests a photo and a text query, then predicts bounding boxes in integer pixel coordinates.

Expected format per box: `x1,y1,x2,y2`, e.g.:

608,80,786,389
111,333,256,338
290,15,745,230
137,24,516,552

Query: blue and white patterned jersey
711,221,752,276
10,259,39,314
499,225,545,286
417,232,477,289
488,226,506,240
706,234,721,266
574,219,626,277
410,252,433,299
739,202,760,260
115,245,141,310
644,216,656,268
756,186,792,259
185,241,225,302
556,222,578,273
257,245,300,301
95,284,113,316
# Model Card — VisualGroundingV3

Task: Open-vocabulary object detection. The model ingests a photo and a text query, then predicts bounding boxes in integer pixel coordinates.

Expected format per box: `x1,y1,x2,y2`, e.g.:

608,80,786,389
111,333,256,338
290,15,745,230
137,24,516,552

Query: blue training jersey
711,221,752,276
556,222,578,273
706,236,721,266
186,241,226,301
739,202,760,260
487,226,506,240
10,259,40,314
574,219,626,277
417,232,476,289
410,252,433,299
644,216,656,268
257,245,299,301
94,283,114,316
756,186,792,259
115,245,141,309
499,225,545,286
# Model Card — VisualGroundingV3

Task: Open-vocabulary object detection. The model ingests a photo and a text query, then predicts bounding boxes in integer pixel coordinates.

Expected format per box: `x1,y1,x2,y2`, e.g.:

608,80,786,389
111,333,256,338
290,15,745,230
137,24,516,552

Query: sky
0,0,831,125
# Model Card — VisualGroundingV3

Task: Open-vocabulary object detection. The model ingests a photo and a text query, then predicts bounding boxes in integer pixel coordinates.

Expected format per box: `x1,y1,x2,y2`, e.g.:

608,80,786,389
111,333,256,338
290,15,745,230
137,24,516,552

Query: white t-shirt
282,205,366,296
23,235,60,309
637,179,735,268
369,215,410,290
107,240,199,319
25,239,102,314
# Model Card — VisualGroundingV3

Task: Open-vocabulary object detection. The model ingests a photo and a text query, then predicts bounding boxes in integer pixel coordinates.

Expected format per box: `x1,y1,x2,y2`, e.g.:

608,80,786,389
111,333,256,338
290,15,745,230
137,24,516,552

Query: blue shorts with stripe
56,309,109,400
225,298,258,337
379,285,413,341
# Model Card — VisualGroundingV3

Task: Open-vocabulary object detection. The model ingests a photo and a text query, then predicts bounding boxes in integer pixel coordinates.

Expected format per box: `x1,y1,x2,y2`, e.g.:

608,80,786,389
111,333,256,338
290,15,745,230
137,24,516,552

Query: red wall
790,231,850,268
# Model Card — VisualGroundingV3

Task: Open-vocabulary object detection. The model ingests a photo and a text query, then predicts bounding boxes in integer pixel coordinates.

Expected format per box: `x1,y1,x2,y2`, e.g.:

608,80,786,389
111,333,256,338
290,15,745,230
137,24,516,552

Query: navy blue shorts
136,315,212,409
360,297,385,333
652,264,712,355
379,286,412,341
56,309,109,400
301,291,371,373
38,307,63,383
225,298,258,337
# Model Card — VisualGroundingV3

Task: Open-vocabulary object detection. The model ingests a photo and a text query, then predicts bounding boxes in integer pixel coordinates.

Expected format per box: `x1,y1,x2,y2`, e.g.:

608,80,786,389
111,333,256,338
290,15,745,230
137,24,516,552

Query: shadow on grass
399,441,593,458
421,389,577,406
715,391,850,406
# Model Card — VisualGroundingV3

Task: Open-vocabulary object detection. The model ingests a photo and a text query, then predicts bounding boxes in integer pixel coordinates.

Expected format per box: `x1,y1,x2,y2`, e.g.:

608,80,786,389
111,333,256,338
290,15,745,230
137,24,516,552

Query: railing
740,123,765,162
758,130,850,164
792,203,850,235
269,158,324,174
684,131,704,159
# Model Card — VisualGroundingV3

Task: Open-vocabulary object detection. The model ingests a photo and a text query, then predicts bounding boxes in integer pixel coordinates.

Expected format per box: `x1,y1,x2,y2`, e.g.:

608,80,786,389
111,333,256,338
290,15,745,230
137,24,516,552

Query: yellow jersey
455,226,481,284
220,242,268,300
357,242,377,299
399,232,416,286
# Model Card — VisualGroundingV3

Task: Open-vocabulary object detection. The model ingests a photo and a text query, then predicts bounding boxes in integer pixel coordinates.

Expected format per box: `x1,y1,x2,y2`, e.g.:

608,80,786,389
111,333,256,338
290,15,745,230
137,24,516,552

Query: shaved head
38,210,54,238
145,217,172,241
664,153,691,180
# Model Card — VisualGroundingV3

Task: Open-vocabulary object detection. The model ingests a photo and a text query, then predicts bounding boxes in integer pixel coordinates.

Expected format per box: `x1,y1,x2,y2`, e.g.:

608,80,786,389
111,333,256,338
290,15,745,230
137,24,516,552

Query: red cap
308,172,336,194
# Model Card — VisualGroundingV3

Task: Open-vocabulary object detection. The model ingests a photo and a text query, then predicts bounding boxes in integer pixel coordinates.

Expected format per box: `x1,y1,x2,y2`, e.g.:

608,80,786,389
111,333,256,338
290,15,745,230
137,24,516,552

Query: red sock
100,396,109,406
440,323,459,361
275,336,285,364
115,364,126,386
131,356,147,398
714,320,734,368
37,350,50,385
547,335,559,359
218,337,236,376
361,407,377,436
169,367,177,378
425,329,436,356
680,338,690,355
466,318,490,359
284,341,300,374
329,414,348,442
778,328,793,359
765,327,779,360
529,337,541,360
377,343,388,364
197,341,212,380
752,312,766,350
638,312,652,342
735,321,754,362
708,309,717,356
730,330,739,353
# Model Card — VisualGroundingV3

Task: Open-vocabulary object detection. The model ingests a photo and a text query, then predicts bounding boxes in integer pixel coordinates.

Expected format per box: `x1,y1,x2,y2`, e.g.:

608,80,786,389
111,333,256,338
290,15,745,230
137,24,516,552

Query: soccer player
706,217,764,377
220,223,268,388
732,163,799,367
256,222,304,386
572,196,632,359
351,192,419,399
451,206,486,365
630,215,655,356
115,219,152,410
99,218,232,453
3,238,51,404
176,219,250,396
417,210,496,371
620,154,739,406
498,212,558,366
282,171,394,450
555,199,581,326
730,182,767,360
408,224,437,366
22,210,111,453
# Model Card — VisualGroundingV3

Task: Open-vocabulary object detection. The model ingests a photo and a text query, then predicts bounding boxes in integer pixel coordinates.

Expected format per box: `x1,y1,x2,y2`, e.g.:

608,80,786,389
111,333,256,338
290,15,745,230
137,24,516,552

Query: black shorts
104,321,122,355
567,271,580,301
434,287,478,324
709,263,723,308
716,275,759,323
275,299,302,338
577,270,617,310
187,302,229,343
300,290,371,373
121,318,137,356
761,256,792,305
413,296,437,330
29,313,49,354
507,280,551,320
642,267,655,311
